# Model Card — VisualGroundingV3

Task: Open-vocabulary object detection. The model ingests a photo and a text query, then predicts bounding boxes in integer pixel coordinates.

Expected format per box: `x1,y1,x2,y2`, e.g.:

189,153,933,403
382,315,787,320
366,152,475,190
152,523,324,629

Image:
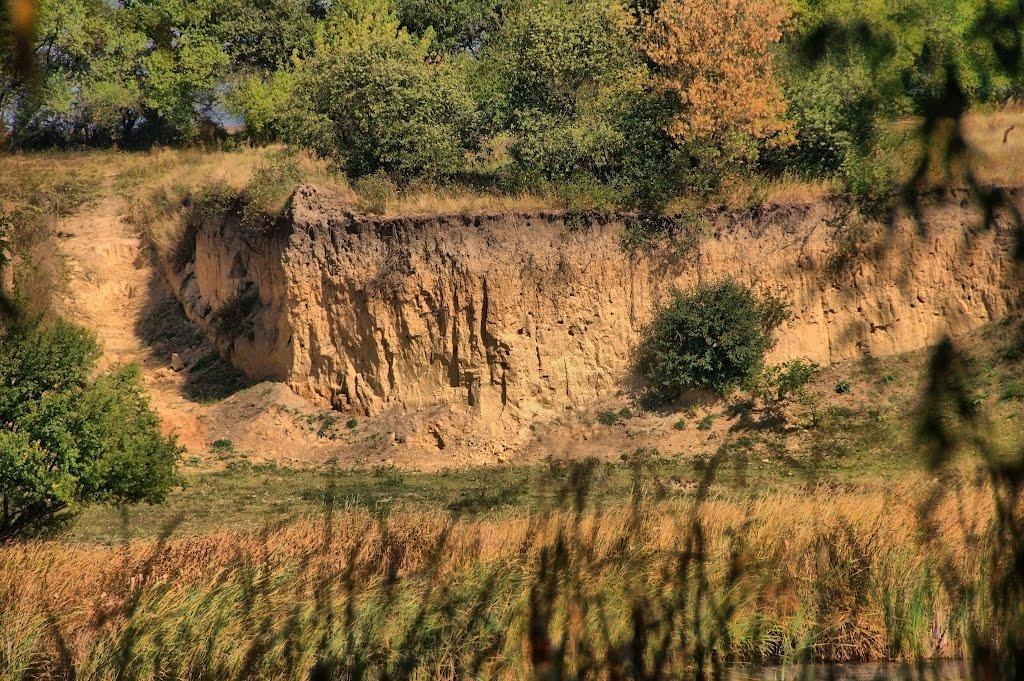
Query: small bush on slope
0,318,180,540
637,281,788,404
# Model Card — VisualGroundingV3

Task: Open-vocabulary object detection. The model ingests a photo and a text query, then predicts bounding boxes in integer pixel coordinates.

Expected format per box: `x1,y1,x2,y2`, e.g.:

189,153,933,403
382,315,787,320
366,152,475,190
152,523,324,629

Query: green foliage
2,0,232,145
835,379,852,395
355,171,400,213
214,0,323,70
479,0,682,209
289,0,481,182
210,439,235,454
596,410,621,426
696,414,715,430
3,0,322,146
758,359,820,404
5,0,143,144
637,281,789,403
236,152,312,232
999,377,1024,401
134,3,229,139
481,0,636,126
775,0,1013,193
8,0,1024,207
0,318,180,539
394,0,502,53
224,70,300,145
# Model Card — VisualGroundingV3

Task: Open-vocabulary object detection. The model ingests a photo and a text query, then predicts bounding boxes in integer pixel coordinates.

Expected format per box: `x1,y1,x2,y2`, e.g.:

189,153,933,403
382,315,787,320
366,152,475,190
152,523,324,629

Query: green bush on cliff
637,281,789,404
0,318,181,540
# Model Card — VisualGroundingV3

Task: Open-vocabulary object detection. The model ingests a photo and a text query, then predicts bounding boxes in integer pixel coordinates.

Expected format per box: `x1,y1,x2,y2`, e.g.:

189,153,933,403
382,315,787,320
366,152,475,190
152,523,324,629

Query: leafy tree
478,0,685,208
0,319,180,540
774,0,1011,184
2,0,232,146
123,0,230,140
482,0,636,120
290,0,481,182
637,281,789,403
224,68,300,144
0,1,20,137
394,0,503,53
644,0,791,161
214,0,326,71
2,0,144,144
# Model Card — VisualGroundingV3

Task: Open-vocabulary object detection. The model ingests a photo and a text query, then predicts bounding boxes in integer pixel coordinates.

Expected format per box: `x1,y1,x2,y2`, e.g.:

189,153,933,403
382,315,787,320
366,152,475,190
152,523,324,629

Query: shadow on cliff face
134,265,252,402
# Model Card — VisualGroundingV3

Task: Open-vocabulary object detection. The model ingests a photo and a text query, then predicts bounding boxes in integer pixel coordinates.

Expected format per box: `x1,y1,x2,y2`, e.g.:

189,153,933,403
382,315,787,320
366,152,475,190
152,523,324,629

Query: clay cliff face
161,185,1022,444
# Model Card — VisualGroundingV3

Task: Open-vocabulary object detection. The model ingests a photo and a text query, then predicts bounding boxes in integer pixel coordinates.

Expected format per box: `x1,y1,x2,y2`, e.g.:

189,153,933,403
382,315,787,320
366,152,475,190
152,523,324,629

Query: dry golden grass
13,106,1024,250
879,108,1024,189
0,474,1006,678
667,173,839,213
0,151,116,312
118,146,269,255
386,188,553,216
961,109,1024,184
117,146,555,258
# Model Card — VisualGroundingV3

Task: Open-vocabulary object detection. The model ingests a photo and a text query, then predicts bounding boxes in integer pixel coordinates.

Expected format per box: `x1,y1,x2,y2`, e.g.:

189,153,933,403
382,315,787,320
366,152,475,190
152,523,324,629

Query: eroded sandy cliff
159,185,1022,453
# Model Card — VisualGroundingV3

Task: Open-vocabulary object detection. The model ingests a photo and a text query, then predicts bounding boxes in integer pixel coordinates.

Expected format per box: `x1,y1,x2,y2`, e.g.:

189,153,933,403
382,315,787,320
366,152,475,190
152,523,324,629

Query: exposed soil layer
157,185,1023,462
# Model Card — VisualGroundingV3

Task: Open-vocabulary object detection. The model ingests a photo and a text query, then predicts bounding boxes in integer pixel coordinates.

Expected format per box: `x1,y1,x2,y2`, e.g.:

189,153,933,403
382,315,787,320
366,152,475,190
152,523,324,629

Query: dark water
726,661,970,681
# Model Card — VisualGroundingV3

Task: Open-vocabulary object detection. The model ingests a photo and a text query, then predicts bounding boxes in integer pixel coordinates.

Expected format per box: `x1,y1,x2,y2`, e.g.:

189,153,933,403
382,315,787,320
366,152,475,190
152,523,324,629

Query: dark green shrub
225,70,301,145
0,318,180,540
1004,317,1024,361
355,172,400,214
835,380,852,395
292,0,481,183
237,153,309,233
394,0,502,53
211,439,235,454
636,281,789,403
480,0,685,211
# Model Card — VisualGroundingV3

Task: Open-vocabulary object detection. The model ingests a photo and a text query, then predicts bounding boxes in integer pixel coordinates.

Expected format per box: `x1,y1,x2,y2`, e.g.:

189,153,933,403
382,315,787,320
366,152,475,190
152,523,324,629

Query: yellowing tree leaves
645,0,791,145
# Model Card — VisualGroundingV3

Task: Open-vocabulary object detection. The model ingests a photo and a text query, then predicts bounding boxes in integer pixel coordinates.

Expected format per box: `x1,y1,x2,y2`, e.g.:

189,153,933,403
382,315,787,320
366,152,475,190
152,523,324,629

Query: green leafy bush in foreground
637,281,788,404
0,318,181,540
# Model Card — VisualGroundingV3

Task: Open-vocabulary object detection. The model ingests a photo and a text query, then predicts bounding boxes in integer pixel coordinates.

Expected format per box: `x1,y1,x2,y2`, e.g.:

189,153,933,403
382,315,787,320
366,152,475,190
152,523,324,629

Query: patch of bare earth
53,173,343,467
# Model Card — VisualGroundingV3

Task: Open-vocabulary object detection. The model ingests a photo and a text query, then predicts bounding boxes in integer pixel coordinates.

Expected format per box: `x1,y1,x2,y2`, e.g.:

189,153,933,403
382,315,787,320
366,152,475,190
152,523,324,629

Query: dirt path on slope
52,175,356,466
54,177,211,452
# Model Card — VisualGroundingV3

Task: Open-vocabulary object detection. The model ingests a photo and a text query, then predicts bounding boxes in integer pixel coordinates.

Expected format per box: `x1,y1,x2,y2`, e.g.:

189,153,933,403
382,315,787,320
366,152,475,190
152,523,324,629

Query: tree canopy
3,0,1022,206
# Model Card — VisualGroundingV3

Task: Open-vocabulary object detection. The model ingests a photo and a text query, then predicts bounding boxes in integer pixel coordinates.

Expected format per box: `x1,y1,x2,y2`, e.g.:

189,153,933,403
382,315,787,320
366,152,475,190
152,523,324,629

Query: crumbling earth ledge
159,184,1022,449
